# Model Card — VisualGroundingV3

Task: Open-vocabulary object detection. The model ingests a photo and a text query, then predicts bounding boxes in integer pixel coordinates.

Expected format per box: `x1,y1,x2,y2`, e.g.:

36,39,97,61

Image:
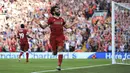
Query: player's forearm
39,24,49,29
64,22,77,29
27,35,33,39
39,24,45,29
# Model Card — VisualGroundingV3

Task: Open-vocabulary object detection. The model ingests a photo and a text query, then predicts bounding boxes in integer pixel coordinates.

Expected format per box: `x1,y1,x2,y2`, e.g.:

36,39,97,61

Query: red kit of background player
17,24,29,63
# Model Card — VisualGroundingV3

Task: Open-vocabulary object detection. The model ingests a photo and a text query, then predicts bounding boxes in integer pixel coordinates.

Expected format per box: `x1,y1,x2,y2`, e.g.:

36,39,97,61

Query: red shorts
50,35,65,52
20,43,29,52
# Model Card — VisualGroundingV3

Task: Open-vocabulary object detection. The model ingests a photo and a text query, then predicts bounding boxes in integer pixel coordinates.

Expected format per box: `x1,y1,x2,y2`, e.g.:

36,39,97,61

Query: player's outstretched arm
64,20,78,29
34,18,49,29
38,23,49,29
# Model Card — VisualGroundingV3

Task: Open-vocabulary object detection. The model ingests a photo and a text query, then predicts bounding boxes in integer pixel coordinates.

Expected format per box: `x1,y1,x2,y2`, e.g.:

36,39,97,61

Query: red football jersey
48,17,65,36
17,28,28,44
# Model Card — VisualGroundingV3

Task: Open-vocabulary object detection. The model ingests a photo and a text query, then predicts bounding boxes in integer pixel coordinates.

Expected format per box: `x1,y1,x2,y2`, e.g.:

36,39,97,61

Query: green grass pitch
0,59,130,73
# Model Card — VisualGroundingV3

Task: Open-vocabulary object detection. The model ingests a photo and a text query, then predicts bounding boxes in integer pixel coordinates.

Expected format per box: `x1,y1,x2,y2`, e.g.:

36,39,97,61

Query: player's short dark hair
21,24,24,28
51,6,59,15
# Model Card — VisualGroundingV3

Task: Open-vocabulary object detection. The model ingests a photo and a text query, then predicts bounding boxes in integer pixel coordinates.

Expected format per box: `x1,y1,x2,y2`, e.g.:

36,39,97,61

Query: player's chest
52,18,64,25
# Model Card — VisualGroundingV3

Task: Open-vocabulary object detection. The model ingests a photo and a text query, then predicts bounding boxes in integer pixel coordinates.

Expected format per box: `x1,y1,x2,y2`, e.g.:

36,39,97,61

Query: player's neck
20,28,25,30
54,15,60,19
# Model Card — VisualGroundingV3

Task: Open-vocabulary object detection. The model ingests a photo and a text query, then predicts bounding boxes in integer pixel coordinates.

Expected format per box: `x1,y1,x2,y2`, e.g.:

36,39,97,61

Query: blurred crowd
0,0,130,52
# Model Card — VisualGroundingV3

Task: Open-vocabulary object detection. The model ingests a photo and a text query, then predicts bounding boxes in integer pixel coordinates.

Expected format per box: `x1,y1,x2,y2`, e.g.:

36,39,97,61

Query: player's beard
55,12,60,17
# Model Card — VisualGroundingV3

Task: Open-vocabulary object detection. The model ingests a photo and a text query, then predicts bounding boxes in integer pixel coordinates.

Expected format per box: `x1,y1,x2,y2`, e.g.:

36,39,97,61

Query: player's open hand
34,18,41,24
74,20,79,24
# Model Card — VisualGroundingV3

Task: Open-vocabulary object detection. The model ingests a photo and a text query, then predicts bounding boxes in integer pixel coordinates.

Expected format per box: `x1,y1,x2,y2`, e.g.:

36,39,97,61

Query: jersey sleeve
47,17,53,25
61,17,66,25
63,19,66,25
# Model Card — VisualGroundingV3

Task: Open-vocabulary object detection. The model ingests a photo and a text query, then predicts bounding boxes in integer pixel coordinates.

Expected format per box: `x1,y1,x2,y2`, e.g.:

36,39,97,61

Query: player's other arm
26,30,33,39
26,35,33,39
64,20,78,29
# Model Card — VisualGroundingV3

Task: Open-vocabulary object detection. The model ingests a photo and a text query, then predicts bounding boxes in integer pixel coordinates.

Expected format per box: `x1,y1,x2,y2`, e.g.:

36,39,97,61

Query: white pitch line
116,63,130,65
31,64,111,73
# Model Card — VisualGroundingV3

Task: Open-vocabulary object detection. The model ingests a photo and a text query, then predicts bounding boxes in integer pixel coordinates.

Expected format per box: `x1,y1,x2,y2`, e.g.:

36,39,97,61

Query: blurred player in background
35,6,78,71
17,24,32,63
